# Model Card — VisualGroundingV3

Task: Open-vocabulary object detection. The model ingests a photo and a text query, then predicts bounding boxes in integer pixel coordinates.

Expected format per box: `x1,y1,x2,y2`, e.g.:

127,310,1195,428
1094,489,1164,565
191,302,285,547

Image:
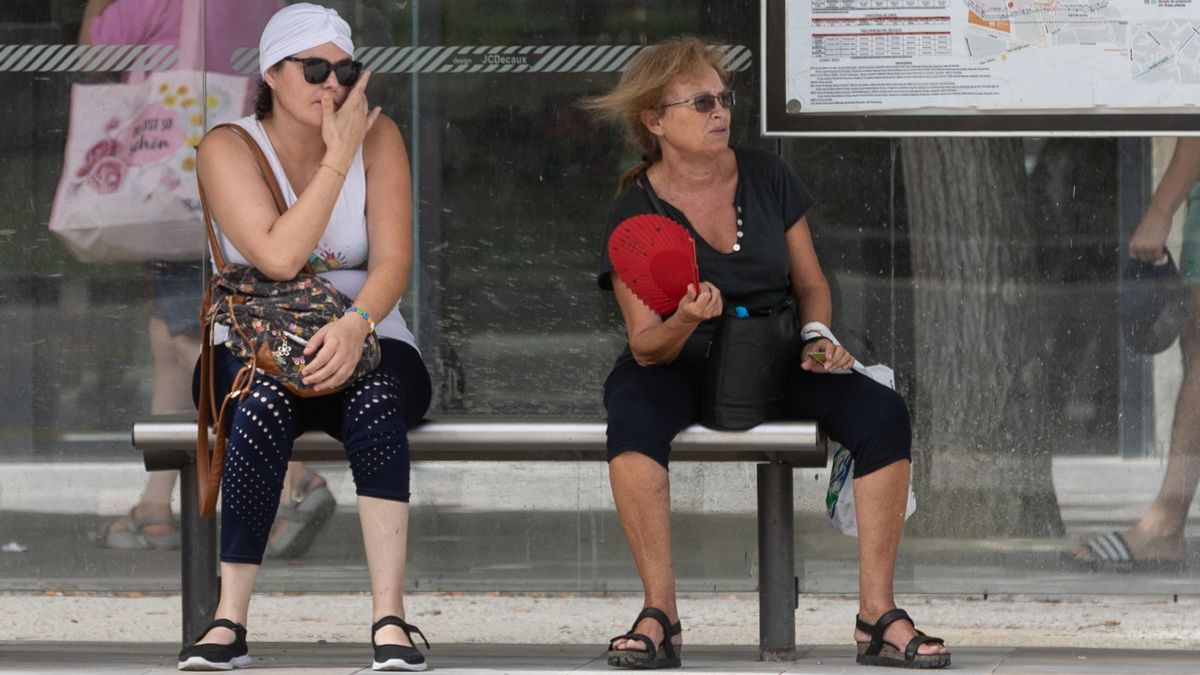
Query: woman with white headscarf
181,4,431,671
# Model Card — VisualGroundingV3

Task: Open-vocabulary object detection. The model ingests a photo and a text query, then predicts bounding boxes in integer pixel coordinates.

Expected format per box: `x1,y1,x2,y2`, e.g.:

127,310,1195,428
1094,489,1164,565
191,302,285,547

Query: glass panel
0,0,179,591
0,0,1196,601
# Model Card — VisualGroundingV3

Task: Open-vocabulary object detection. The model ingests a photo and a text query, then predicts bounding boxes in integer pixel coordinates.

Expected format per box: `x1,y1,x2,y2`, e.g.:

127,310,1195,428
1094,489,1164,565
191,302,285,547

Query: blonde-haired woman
586,37,949,670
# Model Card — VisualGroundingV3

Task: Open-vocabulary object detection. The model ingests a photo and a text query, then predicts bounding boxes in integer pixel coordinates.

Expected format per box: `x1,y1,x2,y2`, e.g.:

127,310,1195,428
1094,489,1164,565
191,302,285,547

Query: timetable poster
784,0,1200,113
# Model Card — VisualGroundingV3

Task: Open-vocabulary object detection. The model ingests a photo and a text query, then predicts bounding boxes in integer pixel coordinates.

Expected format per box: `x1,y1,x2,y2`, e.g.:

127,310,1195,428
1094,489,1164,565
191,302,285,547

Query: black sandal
606,607,682,669
855,608,950,669
371,615,430,672
177,618,251,671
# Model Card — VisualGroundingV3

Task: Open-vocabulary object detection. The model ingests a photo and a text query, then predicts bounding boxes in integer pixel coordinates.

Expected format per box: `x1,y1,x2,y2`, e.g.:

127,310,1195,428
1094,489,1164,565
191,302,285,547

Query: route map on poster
784,0,1200,113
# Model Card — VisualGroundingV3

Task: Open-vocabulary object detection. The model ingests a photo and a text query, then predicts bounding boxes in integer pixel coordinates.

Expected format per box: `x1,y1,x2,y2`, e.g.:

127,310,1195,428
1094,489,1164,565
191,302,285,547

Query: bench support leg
757,462,796,661
179,462,219,646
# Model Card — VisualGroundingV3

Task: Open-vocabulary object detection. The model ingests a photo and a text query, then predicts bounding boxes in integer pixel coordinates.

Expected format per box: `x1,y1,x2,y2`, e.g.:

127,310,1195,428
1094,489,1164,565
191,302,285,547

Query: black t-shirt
598,146,815,313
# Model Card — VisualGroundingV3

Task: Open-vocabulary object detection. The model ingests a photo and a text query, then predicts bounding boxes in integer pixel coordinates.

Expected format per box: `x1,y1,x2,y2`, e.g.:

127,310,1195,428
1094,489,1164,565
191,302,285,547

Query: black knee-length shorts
603,353,911,476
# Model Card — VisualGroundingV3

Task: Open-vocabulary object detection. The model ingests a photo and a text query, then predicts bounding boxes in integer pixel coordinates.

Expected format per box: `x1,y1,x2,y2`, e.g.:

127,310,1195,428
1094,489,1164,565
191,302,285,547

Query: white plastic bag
825,364,917,536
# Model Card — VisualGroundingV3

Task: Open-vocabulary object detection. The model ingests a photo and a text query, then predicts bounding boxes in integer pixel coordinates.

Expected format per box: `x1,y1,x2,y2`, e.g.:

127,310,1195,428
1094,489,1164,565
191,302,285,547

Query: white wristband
800,321,840,346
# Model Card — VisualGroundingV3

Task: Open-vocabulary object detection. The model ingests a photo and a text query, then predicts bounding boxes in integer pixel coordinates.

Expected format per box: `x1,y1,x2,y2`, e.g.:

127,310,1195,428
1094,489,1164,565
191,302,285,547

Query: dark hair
252,62,285,120
253,79,273,120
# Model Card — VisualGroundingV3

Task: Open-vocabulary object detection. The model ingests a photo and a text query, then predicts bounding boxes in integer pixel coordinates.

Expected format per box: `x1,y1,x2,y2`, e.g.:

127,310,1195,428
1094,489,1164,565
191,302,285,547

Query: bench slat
133,420,827,467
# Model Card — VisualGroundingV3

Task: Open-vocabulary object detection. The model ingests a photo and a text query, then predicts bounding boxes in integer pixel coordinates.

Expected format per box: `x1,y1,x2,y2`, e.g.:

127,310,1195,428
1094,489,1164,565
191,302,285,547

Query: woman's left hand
302,315,371,391
800,338,855,374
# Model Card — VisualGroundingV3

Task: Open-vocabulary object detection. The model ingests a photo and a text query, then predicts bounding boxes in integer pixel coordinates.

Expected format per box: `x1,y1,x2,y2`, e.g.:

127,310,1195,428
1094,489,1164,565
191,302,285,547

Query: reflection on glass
0,0,1195,598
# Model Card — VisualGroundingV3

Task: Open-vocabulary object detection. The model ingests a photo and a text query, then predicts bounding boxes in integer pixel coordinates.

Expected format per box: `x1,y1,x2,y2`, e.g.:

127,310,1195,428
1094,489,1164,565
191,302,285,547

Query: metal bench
132,418,827,661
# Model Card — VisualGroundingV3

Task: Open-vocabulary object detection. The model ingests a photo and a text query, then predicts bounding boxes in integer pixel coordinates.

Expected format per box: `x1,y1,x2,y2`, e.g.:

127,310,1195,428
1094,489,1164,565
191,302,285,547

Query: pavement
6,641,1200,674
3,592,1200,673
4,456,1200,672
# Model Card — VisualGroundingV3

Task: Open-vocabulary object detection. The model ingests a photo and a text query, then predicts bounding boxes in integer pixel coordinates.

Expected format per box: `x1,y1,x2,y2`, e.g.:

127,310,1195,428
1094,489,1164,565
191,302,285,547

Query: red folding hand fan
608,213,701,315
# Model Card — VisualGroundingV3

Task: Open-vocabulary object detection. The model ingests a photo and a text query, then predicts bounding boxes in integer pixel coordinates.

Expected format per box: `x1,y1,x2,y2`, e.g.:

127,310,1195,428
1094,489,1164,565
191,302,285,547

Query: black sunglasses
660,90,735,113
282,56,363,86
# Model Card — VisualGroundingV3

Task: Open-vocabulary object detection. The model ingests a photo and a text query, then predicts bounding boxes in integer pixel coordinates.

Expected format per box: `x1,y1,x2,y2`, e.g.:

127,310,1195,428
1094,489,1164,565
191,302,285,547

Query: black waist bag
699,301,799,430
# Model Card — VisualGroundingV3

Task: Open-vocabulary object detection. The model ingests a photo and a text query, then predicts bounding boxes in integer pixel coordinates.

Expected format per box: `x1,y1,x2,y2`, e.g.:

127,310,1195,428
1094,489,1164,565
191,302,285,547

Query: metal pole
757,462,796,661
179,462,219,646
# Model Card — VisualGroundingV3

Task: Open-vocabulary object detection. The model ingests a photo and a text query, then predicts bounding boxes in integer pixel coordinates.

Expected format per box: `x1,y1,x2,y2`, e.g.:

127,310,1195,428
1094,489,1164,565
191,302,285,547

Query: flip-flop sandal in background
99,507,180,550
266,471,337,559
1060,531,1186,573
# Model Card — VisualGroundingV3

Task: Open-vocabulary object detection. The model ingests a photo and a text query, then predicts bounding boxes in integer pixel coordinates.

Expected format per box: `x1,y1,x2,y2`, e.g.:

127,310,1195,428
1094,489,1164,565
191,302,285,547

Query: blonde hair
583,36,729,194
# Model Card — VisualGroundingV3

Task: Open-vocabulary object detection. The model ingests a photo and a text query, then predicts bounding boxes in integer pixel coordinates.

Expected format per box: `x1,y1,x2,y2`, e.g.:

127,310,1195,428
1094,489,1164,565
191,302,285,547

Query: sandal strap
608,631,657,659
1086,531,1133,563
275,502,318,524
195,618,245,642
630,607,680,660
855,615,876,635
371,615,430,650
861,608,913,656
275,487,331,524
904,633,945,661
294,469,317,494
292,470,327,504
129,509,176,530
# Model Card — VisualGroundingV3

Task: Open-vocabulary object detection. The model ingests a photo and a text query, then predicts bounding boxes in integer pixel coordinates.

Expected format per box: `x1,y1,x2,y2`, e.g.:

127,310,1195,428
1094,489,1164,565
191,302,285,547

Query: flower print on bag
72,100,186,197
76,139,122,178
88,157,125,194
203,93,230,127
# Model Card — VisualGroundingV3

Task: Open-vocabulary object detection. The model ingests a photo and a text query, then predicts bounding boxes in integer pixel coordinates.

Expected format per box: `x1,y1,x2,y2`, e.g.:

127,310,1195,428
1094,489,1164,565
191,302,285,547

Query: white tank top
211,115,416,349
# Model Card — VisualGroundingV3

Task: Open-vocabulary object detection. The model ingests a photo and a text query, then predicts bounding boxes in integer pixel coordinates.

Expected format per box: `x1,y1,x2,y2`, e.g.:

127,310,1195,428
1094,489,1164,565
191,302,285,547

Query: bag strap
195,318,221,518
194,122,308,518
196,350,253,518
195,315,213,515
177,0,203,71
195,297,261,518
197,122,296,272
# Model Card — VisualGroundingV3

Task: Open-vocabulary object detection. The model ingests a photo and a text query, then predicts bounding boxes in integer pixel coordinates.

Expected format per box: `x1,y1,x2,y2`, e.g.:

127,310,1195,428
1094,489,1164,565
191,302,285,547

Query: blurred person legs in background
1067,138,1200,571
102,262,199,550
85,0,327,558
103,262,335,558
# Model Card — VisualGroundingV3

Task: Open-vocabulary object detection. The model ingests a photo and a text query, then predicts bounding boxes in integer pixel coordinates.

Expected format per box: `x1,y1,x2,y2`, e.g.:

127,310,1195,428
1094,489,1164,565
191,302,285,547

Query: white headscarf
258,3,355,76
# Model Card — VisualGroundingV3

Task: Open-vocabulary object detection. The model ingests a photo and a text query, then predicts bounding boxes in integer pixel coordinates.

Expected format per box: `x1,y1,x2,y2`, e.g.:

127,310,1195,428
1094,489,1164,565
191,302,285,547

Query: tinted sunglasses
660,90,735,113
282,56,363,86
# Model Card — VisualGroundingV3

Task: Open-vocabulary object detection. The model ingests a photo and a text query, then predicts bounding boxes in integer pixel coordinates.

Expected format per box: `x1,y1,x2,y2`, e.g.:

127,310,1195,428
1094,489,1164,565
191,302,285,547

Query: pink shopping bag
49,0,248,262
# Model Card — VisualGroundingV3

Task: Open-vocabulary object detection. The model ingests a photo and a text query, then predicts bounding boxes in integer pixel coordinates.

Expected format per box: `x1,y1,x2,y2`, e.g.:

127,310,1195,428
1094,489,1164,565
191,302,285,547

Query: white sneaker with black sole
177,618,251,671
371,615,430,671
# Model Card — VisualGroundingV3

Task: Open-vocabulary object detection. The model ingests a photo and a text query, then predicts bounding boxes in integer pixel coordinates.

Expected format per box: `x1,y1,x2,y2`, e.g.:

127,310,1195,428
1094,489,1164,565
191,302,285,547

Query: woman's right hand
321,70,382,170
675,282,723,324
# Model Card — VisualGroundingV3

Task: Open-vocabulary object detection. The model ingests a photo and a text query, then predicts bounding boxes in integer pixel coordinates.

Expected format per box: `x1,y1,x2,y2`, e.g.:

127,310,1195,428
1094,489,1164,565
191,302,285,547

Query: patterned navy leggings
193,339,431,565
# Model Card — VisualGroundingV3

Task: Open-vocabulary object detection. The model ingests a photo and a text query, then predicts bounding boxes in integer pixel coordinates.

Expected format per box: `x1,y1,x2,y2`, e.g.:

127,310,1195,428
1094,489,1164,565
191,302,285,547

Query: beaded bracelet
346,306,375,333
